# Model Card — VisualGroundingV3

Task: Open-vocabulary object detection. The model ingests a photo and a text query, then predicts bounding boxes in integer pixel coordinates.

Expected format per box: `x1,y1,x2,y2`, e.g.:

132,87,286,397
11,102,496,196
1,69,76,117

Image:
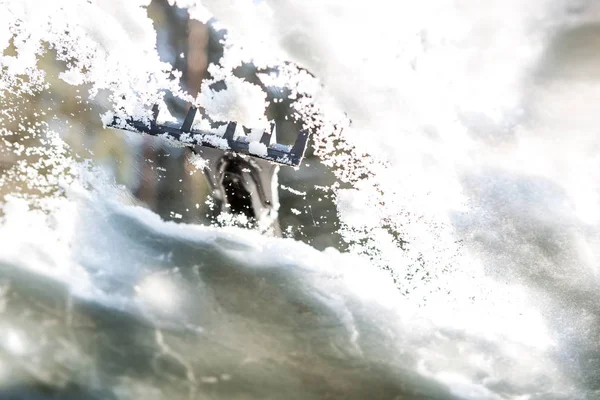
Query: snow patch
248,141,268,157
197,76,268,129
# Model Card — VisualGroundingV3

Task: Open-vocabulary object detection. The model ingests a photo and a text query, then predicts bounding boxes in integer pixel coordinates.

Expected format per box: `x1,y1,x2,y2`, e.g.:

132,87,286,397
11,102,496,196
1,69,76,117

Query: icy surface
0,0,600,399
0,190,455,399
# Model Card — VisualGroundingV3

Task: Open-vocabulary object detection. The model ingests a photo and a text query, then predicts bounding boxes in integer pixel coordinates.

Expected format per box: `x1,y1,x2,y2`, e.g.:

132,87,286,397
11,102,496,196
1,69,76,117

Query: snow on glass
0,0,573,299
4,0,600,398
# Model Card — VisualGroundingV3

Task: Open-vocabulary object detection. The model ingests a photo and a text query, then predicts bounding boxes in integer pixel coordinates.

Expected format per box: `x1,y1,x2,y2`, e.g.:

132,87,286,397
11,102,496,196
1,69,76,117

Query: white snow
156,104,178,124
196,76,268,129
248,141,268,157
188,153,208,171
100,111,115,126
0,0,599,398
59,69,86,86
201,133,230,150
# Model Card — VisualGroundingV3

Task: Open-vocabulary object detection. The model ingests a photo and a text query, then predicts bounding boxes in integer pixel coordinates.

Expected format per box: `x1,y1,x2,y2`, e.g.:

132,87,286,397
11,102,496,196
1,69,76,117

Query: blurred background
0,0,344,250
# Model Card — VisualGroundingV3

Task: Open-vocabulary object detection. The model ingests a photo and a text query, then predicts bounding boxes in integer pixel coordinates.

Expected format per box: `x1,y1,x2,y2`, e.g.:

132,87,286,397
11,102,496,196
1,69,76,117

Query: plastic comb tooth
223,122,237,142
151,104,159,123
290,130,309,159
181,107,197,132
259,130,271,146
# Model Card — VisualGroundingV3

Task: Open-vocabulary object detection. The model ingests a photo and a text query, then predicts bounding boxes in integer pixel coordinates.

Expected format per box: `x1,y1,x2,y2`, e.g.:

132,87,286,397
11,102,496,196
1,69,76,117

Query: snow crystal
248,141,268,157
169,0,214,23
100,111,115,126
196,76,268,129
201,133,229,150
59,69,86,86
188,152,208,171
280,185,306,196
156,105,177,124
